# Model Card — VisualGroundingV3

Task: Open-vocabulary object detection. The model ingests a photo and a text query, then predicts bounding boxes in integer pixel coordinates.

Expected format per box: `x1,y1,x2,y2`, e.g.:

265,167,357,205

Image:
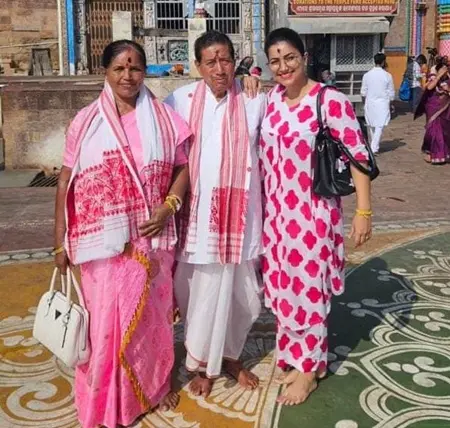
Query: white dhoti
174,260,262,378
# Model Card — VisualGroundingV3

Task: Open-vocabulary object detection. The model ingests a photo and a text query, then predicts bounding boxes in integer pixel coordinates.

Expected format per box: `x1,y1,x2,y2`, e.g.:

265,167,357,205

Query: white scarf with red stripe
180,80,251,264
65,82,177,264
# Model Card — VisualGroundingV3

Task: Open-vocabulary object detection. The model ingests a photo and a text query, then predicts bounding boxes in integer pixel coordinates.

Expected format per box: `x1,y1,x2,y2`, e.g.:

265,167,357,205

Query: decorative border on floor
0,248,53,266
343,217,450,232
370,218,450,231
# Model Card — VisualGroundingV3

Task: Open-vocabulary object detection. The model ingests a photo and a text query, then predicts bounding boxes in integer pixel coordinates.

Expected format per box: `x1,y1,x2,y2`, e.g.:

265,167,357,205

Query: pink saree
63,83,190,427
75,244,174,427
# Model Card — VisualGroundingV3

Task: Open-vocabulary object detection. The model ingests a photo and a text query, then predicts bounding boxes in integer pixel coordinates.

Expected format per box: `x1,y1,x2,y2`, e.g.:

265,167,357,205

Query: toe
168,394,179,409
276,395,287,404
276,370,298,385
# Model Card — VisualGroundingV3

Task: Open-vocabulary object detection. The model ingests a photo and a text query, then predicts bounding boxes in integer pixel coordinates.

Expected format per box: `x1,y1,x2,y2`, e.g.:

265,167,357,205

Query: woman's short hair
264,28,306,57
194,30,235,62
102,40,147,69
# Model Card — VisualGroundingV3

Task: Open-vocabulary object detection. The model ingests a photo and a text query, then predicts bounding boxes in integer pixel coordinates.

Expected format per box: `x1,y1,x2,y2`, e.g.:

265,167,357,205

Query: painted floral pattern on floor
1,229,450,427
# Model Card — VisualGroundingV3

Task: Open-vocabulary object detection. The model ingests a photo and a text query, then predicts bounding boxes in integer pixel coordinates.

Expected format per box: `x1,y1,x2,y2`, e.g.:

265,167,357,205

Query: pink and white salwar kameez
63,83,190,428
165,81,266,378
260,83,368,374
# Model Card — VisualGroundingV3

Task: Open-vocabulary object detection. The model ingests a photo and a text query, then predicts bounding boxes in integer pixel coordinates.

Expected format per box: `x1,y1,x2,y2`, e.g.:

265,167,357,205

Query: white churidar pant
368,126,384,153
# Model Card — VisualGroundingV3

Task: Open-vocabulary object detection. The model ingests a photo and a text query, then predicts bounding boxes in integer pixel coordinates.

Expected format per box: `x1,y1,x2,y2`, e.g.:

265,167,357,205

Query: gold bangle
165,194,181,213
164,200,176,215
52,246,65,256
356,209,373,218
167,193,182,206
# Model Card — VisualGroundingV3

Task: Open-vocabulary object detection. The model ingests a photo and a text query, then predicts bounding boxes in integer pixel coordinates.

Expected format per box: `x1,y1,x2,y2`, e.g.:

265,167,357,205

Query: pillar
143,0,157,66
74,0,89,74
188,7,207,77
438,0,450,57
66,0,76,75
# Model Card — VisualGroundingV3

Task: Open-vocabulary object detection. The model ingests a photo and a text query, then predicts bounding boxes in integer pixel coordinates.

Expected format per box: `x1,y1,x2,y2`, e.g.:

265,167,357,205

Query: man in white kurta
165,30,265,397
361,53,395,154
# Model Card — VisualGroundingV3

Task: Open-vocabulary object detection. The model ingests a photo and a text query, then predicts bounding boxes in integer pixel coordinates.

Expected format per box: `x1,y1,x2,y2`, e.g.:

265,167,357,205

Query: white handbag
33,267,91,368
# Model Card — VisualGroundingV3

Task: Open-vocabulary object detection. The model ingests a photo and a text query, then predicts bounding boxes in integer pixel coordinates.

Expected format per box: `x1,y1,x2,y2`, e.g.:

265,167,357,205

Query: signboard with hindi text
288,0,399,16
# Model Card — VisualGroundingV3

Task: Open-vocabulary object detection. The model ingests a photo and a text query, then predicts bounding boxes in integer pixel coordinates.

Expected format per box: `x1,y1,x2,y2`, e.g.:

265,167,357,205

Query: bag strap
315,85,379,178
50,267,66,294
50,267,88,311
315,85,338,135
67,269,88,310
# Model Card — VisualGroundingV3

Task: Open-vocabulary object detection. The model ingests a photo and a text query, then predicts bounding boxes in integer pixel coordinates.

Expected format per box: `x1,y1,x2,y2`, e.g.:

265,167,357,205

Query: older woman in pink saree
54,40,190,427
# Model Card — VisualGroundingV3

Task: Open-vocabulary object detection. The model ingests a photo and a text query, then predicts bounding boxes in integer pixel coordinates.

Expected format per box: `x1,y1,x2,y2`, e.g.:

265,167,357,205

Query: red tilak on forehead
127,57,132,63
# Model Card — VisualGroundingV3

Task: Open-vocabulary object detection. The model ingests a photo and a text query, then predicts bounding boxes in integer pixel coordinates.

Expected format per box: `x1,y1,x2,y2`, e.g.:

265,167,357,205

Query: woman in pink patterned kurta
260,28,373,405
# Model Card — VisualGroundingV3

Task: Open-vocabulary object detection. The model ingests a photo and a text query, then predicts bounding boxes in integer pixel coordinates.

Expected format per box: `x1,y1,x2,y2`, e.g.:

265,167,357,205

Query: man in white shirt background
410,54,426,112
361,53,395,154
165,30,266,398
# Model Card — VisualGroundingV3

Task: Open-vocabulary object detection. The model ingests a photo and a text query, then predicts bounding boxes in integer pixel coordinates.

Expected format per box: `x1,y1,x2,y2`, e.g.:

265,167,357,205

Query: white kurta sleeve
387,73,395,101
361,73,368,97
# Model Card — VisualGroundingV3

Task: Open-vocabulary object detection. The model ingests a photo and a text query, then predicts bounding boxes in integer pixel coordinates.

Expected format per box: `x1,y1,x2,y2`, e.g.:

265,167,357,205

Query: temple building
72,0,267,75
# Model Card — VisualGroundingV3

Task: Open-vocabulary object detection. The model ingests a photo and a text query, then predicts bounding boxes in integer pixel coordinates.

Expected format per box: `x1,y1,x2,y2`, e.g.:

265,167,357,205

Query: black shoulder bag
313,86,379,197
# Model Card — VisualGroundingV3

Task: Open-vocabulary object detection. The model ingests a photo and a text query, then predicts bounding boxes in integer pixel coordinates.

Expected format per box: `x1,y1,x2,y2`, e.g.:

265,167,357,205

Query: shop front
273,0,399,115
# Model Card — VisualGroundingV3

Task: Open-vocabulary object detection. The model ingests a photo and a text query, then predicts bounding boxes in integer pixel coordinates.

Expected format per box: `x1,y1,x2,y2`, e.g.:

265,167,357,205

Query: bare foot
189,373,214,398
424,154,432,163
275,369,298,385
277,370,318,406
224,360,259,390
159,391,180,412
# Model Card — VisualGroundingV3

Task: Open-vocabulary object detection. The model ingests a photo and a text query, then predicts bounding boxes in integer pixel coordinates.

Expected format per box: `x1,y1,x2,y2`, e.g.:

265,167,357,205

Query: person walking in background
361,53,395,154
414,64,450,164
321,69,335,86
411,54,427,112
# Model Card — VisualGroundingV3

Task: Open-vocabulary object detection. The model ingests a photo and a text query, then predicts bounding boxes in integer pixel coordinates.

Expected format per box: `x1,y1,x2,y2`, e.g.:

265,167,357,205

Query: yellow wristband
52,246,65,256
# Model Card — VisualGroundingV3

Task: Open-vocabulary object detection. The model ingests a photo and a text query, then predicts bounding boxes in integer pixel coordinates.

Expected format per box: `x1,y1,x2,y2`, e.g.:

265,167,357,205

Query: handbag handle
49,267,87,311
49,267,66,294
66,269,88,311
316,86,379,178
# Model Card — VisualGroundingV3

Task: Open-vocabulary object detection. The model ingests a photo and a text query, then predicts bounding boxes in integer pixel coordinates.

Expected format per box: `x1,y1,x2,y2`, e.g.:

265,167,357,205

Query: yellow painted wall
386,53,408,90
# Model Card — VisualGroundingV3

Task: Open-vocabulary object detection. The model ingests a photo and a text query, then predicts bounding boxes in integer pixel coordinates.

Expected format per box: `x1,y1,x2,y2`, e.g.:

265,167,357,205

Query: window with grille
206,0,241,35
332,35,379,96
156,0,187,30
